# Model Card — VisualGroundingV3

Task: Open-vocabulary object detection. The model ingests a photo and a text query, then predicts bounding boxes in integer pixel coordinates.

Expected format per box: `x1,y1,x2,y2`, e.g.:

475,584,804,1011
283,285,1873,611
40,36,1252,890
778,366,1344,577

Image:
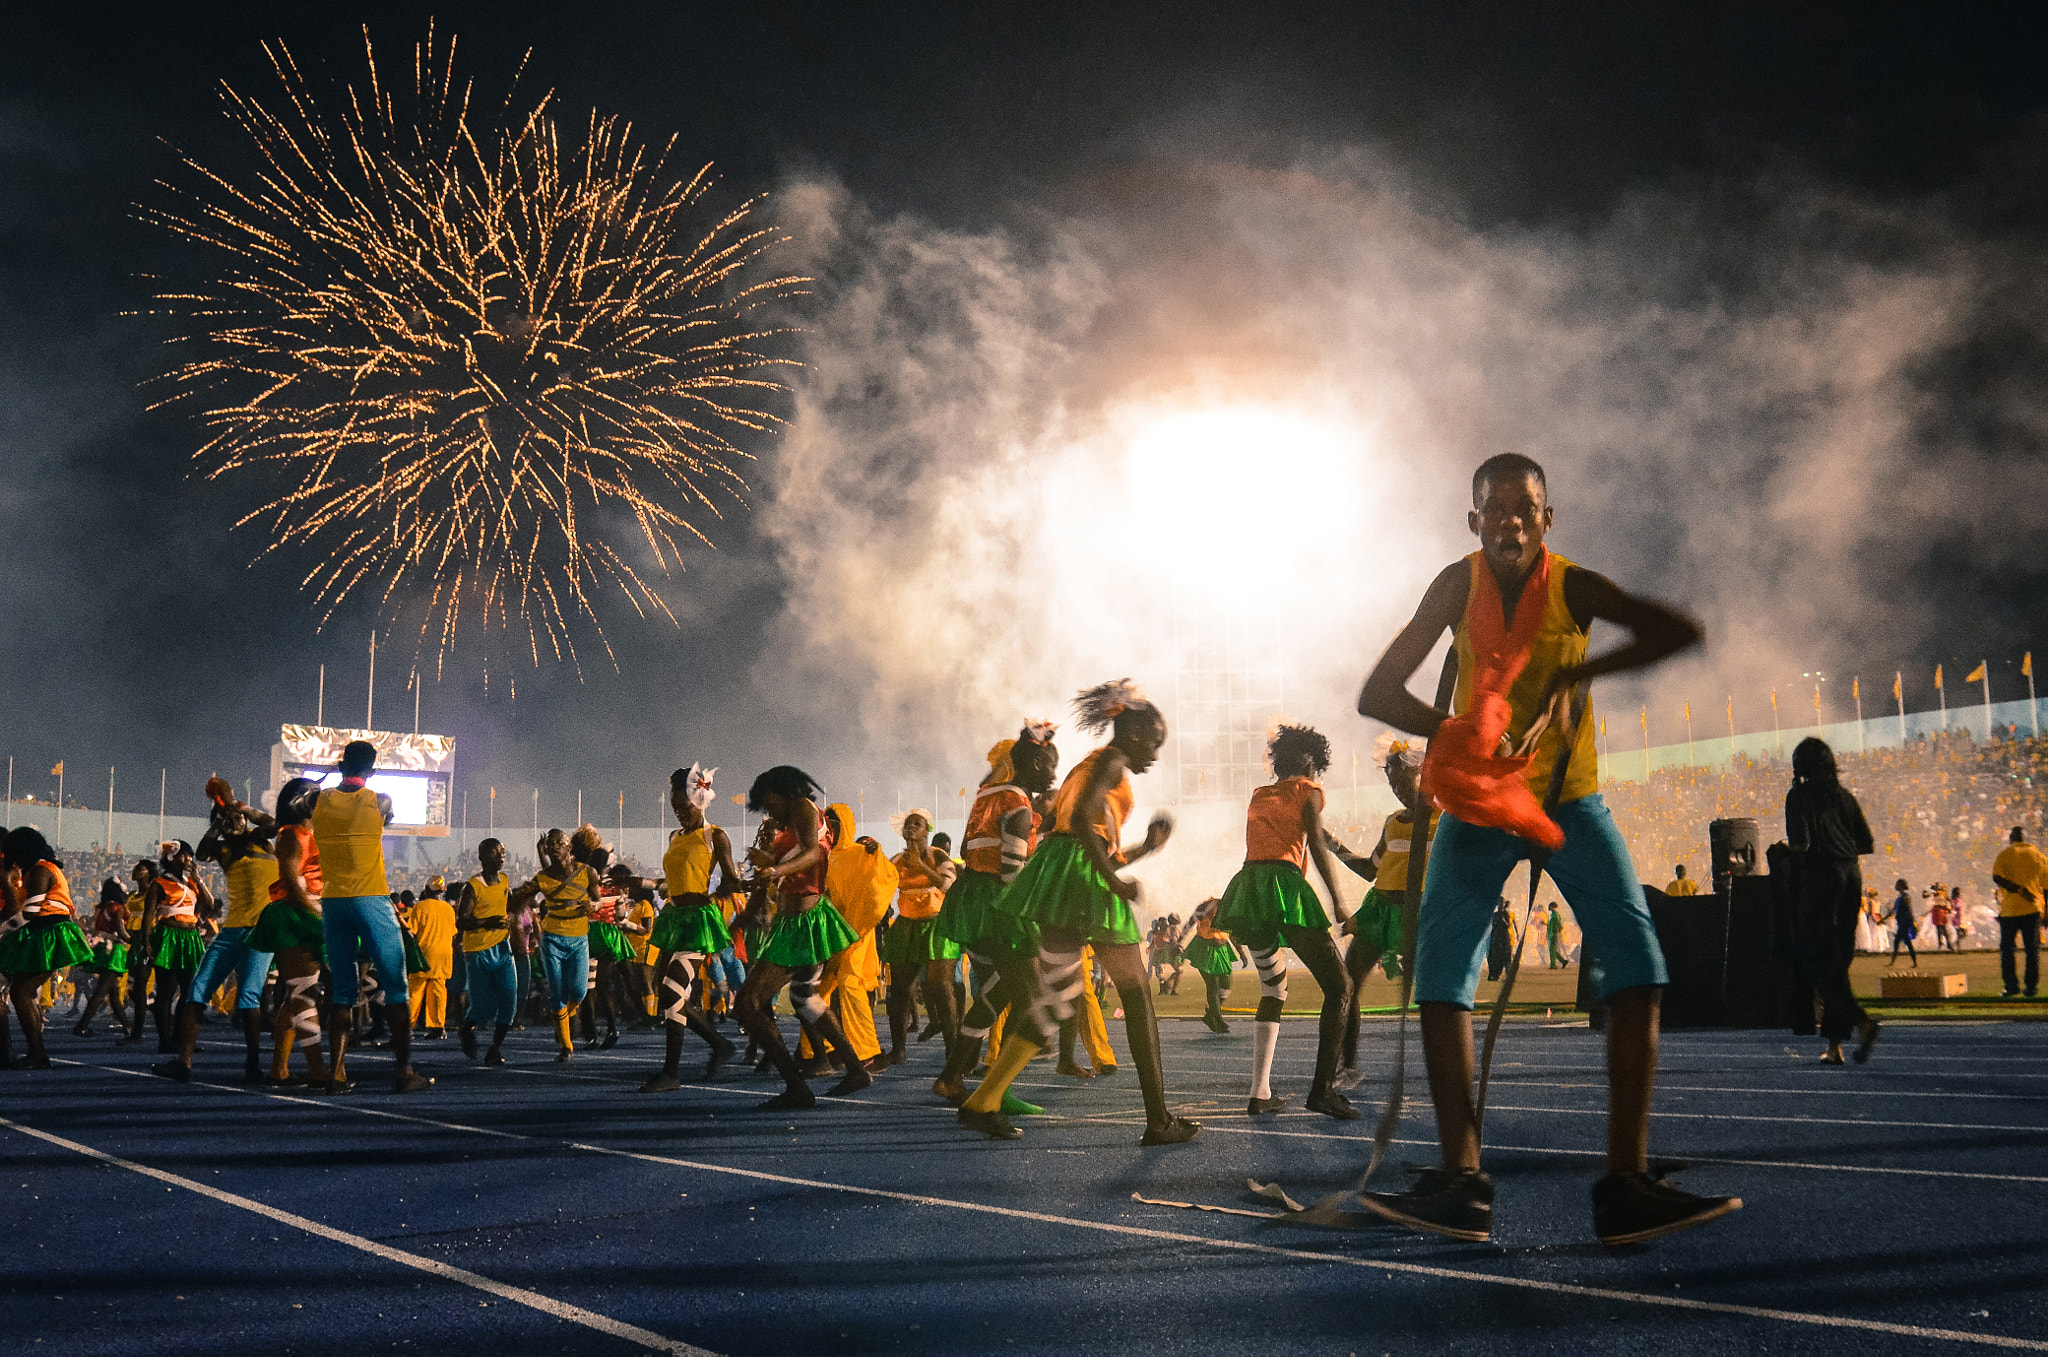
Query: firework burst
143,25,807,668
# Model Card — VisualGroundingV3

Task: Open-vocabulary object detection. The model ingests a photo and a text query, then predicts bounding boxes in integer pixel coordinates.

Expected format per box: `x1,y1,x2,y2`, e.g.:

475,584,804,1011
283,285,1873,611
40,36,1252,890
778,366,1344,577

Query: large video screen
270,725,456,837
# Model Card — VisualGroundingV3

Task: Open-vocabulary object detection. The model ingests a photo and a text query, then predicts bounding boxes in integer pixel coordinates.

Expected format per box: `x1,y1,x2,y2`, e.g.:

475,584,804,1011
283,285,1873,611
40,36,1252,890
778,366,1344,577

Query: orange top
894,854,946,920
268,824,325,901
1243,777,1323,871
963,785,1035,877
23,861,74,917
1052,748,1134,864
1196,914,1227,942
772,804,835,900
157,876,198,925
588,887,620,926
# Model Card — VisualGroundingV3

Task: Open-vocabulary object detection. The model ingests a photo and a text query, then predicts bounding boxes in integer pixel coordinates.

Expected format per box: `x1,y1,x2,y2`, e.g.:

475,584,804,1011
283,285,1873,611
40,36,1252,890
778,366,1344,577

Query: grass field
1157,949,2047,1022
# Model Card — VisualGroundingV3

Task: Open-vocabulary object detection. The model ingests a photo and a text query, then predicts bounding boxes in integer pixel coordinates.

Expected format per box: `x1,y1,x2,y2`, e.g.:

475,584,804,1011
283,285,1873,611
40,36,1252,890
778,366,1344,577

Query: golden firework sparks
141,24,807,668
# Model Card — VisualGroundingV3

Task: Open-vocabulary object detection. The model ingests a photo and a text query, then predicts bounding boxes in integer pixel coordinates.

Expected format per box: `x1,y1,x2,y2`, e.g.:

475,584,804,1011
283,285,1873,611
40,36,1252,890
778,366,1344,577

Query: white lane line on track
1069,1116,2048,1185
0,1114,715,1357
567,1141,2048,1351
54,1061,2048,1346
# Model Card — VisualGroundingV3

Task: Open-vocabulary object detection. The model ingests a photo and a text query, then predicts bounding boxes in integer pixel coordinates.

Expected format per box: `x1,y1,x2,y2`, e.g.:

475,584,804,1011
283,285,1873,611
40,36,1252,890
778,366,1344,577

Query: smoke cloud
748,151,2034,901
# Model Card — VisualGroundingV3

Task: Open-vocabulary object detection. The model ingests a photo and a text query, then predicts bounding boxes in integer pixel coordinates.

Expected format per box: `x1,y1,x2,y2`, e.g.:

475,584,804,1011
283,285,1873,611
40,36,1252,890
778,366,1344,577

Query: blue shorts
463,941,518,1028
1415,794,1667,1008
539,932,590,1013
188,926,274,1011
322,895,408,1007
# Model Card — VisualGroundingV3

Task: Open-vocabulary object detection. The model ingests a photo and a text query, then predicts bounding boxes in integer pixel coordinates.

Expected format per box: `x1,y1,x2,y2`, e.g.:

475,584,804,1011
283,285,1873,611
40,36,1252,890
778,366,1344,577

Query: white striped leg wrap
788,963,828,1023
1250,942,1289,1003
358,963,383,1007
282,973,323,1038
659,953,699,1025
958,946,1002,1040
1023,946,1084,1043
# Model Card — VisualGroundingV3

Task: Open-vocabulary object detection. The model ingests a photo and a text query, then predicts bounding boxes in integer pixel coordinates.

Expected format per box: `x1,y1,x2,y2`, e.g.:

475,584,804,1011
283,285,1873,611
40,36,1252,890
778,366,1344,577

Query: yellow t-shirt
410,896,456,977
463,874,510,952
1993,843,2048,918
1665,877,1701,897
536,864,596,937
124,890,147,932
223,848,281,929
627,899,658,962
310,786,389,898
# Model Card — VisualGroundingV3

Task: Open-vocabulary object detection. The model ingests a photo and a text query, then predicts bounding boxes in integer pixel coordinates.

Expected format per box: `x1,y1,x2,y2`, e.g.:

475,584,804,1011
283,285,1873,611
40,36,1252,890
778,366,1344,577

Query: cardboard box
1878,972,1968,999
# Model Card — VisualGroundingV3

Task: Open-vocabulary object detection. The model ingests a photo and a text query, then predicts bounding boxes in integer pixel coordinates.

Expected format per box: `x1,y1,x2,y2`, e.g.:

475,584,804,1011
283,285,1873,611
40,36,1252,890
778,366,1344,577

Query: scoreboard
268,725,455,838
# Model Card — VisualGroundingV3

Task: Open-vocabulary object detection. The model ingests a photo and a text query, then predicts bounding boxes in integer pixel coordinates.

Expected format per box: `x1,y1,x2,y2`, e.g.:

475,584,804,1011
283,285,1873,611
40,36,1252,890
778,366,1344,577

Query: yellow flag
1935,664,1944,690
49,761,63,776
1965,661,1986,684
1852,676,1860,701
1599,717,1607,737
1893,672,1902,703
1639,705,1648,732
730,793,745,806
2025,652,2034,678
1813,685,1821,714
1682,700,1691,722
1770,689,1778,712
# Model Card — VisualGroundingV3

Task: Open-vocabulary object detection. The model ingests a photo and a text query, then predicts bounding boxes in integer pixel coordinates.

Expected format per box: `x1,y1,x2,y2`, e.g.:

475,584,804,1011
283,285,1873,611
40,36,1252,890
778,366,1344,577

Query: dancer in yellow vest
455,838,518,1064
637,764,740,1091
959,681,1195,1145
159,785,282,1082
1356,451,1733,1245
513,827,601,1062
0,826,93,1069
310,740,433,1094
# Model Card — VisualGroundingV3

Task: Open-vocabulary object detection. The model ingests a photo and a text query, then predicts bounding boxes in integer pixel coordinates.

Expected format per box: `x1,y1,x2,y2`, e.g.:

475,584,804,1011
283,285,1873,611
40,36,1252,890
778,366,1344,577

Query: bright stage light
1118,405,1362,581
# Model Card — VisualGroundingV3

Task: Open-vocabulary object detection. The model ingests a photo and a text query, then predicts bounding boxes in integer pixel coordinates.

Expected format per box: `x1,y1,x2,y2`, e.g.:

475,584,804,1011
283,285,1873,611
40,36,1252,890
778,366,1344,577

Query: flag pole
1936,663,1947,731
1853,677,1865,753
56,762,64,847
158,769,165,844
366,631,377,731
1726,696,1735,767
107,766,114,852
1894,672,1906,744
317,664,325,727
1979,660,1993,740
1684,702,1694,768
1640,704,1650,780
1771,688,1781,756
2027,652,2039,739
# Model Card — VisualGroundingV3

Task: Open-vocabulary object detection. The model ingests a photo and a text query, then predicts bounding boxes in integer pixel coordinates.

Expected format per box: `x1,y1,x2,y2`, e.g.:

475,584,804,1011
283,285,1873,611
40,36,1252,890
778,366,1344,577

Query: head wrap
889,808,935,839
684,763,718,812
204,776,234,807
985,739,1018,786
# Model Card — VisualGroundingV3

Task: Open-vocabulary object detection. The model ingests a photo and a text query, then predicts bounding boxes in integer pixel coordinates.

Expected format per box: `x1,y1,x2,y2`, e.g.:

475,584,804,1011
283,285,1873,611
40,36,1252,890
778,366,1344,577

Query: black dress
1784,780,1875,1041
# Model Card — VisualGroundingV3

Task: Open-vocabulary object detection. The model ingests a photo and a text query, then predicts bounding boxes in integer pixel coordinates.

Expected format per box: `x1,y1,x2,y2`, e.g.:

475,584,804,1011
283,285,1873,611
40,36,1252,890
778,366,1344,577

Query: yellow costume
407,895,457,1029
800,804,897,1063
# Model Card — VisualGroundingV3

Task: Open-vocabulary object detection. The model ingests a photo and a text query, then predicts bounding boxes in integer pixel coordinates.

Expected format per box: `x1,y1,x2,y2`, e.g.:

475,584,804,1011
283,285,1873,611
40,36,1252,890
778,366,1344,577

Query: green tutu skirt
758,896,859,968
1352,886,1405,979
91,940,130,976
589,920,638,964
882,915,961,967
933,870,1022,951
0,917,93,976
650,900,732,957
151,925,207,973
1213,860,1331,949
249,902,325,962
993,834,1139,947
1181,934,1238,976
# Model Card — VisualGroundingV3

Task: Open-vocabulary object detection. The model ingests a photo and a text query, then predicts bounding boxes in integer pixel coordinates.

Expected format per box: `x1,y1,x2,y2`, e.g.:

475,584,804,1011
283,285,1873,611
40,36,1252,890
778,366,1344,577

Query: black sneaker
1361,1168,1494,1242
1593,1170,1741,1246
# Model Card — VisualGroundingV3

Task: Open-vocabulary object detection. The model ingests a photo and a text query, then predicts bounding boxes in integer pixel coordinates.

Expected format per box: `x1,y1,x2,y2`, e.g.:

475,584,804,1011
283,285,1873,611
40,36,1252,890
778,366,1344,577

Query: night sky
3,2,2044,833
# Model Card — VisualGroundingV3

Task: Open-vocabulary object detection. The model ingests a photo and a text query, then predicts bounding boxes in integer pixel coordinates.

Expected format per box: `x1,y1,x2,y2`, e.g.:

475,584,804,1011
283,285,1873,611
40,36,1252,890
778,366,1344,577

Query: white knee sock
1251,1020,1280,1100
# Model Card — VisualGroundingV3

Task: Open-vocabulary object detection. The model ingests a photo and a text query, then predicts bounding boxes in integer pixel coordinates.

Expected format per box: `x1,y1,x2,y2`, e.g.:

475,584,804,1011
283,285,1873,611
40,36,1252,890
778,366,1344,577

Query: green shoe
1000,1090,1045,1116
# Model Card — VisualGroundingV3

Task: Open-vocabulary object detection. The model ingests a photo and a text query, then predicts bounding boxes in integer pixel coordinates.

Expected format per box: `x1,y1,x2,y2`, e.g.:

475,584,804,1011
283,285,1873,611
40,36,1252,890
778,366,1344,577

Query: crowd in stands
1604,728,2045,942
